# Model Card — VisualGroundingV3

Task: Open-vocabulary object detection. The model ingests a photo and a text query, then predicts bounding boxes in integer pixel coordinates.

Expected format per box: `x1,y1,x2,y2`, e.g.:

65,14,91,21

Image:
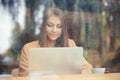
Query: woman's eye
47,24,53,27
57,25,62,28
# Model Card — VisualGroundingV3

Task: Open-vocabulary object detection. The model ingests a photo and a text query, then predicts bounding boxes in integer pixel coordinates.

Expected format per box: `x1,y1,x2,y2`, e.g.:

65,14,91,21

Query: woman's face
46,15,62,41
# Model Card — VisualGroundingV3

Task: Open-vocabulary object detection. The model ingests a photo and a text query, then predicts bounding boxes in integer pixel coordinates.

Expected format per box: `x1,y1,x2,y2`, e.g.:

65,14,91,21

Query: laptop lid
28,47,83,75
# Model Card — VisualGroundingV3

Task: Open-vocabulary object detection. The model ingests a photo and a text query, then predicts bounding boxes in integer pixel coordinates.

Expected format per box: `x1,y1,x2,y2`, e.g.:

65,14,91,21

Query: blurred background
0,0,120,75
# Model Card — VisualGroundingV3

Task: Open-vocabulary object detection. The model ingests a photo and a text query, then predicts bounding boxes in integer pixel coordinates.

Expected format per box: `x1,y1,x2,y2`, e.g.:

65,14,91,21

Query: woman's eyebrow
47,22,53,24
57,24,62,26
47,22,61,25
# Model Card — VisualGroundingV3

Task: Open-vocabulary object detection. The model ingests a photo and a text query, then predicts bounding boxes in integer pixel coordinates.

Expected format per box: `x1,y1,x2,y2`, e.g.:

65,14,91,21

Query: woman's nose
52,26,57,32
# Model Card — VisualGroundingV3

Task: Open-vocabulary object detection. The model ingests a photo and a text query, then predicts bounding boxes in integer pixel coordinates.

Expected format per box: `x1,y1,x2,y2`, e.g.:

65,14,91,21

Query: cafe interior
0,0,120,80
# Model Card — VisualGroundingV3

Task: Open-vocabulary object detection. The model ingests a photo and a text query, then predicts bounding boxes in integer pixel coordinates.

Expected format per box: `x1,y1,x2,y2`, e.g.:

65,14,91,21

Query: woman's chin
48,36,60,41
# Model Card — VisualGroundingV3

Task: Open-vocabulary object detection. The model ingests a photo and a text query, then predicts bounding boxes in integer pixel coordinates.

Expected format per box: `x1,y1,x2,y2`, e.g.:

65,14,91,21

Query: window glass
0,0,120,74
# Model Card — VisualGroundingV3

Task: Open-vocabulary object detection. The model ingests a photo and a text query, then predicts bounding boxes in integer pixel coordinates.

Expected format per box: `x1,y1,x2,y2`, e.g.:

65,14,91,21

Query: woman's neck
47,40,56,47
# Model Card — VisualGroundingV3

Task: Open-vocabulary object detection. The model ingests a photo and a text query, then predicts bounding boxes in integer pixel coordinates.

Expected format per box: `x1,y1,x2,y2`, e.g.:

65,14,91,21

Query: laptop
28,47,83,75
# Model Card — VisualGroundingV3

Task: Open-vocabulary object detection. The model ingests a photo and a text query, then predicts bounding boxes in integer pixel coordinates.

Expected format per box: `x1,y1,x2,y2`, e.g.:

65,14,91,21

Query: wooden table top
0,73,120,80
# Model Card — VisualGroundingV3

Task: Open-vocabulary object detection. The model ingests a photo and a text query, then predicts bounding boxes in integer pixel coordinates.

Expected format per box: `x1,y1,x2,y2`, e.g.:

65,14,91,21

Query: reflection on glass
0,0,120,74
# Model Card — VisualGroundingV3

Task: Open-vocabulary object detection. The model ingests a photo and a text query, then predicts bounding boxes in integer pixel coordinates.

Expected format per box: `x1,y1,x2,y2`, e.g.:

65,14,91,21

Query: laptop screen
28,47,83,75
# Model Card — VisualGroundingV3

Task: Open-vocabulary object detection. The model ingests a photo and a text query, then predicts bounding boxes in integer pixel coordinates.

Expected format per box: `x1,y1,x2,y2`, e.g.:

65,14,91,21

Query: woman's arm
19,45,29,76
82,58,93,74
68,39,93,74
18,41,39,76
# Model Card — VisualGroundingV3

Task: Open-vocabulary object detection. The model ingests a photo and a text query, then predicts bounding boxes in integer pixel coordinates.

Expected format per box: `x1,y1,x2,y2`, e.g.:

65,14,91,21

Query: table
0,73,120,80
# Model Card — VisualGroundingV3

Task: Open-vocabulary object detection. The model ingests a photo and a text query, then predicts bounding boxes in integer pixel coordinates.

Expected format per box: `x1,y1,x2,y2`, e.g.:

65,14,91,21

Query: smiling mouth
50,35,58,37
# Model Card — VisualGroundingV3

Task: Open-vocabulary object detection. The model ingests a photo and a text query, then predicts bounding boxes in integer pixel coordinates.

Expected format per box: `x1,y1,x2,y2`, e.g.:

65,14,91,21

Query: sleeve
19,45,29,76
82,57,93,74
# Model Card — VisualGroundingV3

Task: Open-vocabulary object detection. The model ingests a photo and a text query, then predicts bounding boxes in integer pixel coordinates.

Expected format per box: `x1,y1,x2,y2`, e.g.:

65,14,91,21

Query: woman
19,7,93,76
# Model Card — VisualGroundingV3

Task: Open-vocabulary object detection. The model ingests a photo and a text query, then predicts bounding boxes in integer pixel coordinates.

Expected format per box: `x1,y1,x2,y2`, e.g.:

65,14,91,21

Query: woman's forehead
47,15,62,24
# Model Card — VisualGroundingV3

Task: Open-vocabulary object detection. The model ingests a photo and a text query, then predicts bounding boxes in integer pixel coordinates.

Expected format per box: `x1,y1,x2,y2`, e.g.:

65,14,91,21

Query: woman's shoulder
68,39,76,47
23,40,40,49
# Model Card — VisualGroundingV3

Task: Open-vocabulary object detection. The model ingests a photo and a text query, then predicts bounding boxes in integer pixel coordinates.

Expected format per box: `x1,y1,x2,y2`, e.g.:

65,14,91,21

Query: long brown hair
39,7,69,47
